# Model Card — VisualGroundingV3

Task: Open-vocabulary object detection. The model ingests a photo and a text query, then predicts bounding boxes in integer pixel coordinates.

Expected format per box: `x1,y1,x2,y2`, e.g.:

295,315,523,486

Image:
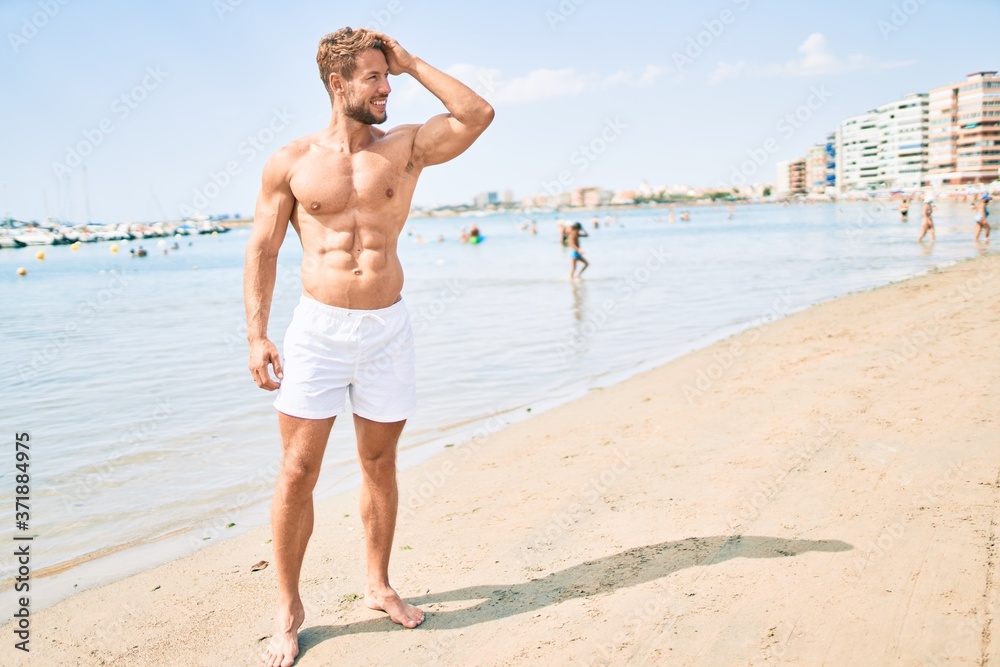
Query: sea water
0,200,994,609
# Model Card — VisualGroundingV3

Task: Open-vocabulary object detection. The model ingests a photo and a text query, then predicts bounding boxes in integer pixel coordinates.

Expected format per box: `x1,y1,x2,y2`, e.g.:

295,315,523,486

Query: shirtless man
975,193,991,242
568,221,589,279
918,197,935,243
243,28,493,667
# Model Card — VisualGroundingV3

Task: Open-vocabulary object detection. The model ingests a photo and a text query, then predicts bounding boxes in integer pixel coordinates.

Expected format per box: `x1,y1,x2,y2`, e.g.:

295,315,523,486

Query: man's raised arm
243,150,295,391
375,33,494,167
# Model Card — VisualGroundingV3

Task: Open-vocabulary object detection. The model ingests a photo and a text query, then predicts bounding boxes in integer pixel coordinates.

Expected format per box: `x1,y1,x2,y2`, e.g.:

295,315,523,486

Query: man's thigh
278,413,336,469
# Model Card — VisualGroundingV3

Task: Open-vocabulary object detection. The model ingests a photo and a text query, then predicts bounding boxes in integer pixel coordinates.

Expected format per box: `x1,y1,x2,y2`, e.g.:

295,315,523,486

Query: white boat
13,230,59,246
0,235,26,249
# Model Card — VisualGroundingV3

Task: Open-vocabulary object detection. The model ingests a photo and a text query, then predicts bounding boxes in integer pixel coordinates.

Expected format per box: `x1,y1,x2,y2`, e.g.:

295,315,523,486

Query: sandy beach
4,252,999,666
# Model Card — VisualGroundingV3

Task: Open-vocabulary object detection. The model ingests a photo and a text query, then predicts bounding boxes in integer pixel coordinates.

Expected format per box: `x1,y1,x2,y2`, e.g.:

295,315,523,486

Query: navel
353,268,363,276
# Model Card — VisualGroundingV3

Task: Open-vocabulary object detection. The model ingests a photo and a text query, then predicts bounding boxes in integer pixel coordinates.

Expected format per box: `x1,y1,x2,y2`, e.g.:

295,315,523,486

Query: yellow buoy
35,250,45,260
71,242,81,251
211,231,219,236
17,267,27,276
110,244,119,253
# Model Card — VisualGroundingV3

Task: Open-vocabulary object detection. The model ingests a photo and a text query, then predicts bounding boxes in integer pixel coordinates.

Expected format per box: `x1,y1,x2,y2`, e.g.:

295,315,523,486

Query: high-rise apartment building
837,110,881,192
788,158,807,194
877,93,929,190
928,71,1000,186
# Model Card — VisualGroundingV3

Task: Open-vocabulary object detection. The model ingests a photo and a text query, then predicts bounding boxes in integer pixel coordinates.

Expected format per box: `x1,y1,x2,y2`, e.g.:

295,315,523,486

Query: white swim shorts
273,295,417,422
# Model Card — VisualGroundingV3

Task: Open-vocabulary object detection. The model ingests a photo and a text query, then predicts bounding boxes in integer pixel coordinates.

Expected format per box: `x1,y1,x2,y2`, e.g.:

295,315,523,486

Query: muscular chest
291,150,406,216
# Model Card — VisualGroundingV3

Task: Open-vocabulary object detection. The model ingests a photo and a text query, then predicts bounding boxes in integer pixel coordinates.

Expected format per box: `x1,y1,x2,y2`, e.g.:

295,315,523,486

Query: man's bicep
412,113,484,167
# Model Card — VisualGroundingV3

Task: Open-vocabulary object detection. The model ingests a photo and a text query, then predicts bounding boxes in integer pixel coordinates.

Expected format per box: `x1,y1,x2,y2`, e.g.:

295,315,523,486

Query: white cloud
709,33,915,84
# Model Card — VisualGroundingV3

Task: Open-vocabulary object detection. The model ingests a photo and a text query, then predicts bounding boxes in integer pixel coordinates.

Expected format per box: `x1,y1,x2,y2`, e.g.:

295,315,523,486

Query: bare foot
262,601,304,667
365,587,425,628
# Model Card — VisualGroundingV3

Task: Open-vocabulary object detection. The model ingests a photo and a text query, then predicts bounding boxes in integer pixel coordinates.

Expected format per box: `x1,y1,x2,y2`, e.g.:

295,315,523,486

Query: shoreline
3,252,999,665
0,244,964,617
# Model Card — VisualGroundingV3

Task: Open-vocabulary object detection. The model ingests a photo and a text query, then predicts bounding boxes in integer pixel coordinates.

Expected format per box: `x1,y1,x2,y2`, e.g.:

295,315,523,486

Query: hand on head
370,31,414,75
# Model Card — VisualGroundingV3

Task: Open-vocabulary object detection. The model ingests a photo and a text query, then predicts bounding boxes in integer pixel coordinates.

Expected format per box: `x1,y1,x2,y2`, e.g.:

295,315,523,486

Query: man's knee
278,455,322,491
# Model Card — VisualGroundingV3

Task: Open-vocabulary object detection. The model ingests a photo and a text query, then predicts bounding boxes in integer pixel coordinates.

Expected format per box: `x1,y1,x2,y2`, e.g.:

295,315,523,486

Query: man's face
343,48,391,125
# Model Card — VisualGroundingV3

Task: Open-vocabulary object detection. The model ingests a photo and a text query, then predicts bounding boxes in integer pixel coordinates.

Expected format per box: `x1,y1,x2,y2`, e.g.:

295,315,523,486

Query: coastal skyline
2,0,998,223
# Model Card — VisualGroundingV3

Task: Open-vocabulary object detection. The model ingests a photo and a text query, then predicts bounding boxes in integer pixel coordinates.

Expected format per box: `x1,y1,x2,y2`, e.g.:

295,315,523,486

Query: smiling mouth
371,99,387,110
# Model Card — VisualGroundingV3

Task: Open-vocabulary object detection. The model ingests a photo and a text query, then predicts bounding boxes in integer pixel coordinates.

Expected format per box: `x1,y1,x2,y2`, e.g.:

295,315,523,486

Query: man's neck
320,111,377,153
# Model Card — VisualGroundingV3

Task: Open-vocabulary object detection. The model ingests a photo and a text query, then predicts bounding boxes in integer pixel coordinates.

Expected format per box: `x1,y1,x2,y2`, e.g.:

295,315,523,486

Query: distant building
788,158,807,194
472,191,500,208
806,144,828,194
876,93,929,190
928,80,960,182
571,186,612,207
928,71,1000,186
775,161,791,196
776,159,806,196
837,110,882,192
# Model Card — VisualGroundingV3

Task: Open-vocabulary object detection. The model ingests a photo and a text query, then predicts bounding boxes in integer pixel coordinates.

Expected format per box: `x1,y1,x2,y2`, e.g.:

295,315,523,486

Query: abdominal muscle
295,216,404,310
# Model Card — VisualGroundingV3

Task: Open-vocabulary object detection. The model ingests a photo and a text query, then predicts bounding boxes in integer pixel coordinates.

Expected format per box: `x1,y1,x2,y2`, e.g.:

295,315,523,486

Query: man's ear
328,72,344,95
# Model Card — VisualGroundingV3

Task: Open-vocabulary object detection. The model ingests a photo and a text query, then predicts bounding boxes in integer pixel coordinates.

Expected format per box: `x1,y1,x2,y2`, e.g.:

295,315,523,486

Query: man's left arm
376,33,494,167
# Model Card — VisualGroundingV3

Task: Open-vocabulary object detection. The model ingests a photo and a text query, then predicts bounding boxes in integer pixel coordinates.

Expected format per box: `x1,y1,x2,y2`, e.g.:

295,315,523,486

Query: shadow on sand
296,535,852,658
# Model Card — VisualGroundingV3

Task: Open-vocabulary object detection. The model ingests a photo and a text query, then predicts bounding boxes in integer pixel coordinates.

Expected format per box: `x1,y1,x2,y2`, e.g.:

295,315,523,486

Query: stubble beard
344,89,387,125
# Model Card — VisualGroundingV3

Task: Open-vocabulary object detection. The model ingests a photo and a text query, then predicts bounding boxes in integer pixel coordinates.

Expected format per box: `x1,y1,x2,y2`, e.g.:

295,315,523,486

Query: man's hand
373,32,415,76
249,338,283,391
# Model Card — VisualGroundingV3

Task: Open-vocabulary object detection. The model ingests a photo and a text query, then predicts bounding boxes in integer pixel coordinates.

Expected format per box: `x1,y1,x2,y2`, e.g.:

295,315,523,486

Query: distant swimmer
592,215,599,229
899,198,909,222
975,193,991,242
568,221,589,279
918,197,935,243
669,207,676,224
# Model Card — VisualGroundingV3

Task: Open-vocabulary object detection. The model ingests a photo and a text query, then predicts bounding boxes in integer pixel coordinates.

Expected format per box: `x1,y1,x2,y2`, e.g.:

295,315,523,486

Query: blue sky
1,0,997,223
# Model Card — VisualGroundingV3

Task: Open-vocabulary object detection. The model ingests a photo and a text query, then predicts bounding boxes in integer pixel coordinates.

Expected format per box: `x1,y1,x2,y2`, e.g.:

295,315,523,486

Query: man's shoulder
263,136,317,179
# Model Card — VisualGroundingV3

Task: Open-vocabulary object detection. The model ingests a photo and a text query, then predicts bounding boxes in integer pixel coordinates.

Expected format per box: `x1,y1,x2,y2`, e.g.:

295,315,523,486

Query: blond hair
316,27,384,93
